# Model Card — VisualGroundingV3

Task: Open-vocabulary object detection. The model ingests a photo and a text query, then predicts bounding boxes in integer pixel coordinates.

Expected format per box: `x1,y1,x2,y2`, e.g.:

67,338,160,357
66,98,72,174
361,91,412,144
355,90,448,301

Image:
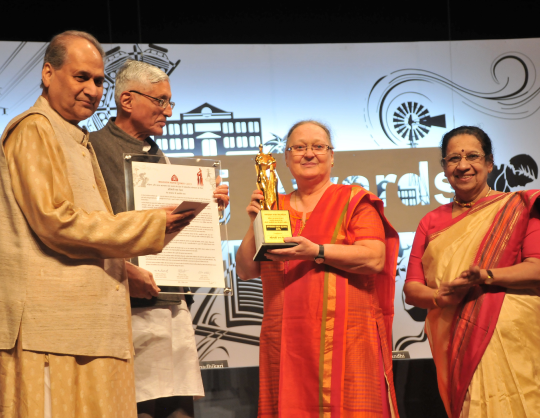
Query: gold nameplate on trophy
253,145,297,261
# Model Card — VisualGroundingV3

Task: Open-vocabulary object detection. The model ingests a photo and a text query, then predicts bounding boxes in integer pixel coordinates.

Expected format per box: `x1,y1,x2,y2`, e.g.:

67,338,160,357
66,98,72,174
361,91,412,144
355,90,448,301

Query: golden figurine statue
255,144,279,210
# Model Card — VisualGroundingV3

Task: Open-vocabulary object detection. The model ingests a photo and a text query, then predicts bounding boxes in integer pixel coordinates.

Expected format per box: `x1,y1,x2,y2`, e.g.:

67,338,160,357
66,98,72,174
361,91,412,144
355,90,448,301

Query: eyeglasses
286,144,334,155
129,90,175,110
441,152,486,167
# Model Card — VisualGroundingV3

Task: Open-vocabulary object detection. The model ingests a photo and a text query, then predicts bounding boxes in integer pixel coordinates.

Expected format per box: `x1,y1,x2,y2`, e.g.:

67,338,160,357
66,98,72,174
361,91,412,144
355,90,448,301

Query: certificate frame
124,153,232,296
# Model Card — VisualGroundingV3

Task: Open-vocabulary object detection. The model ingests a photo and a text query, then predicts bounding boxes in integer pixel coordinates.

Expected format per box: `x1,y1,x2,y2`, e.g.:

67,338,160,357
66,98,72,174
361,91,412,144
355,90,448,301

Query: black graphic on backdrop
392,102,446,147
264,133,287,154
193,244,263,359
488,154,539,192
367,52,540,147
153,103,263,157
394,240,428,351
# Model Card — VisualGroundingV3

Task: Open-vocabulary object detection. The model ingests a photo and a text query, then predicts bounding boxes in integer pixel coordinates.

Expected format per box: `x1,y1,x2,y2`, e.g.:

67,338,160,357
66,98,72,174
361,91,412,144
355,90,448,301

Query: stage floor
195,359,446,417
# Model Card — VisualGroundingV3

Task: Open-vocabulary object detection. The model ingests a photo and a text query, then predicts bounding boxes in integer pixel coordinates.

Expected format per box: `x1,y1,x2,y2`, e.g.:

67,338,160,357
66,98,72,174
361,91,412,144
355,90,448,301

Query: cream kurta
0,98,166,357
0,97,168,417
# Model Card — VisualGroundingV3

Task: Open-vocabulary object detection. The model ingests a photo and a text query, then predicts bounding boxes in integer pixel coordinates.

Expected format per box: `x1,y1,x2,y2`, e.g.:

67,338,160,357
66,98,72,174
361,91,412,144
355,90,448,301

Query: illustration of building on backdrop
153,103,262,157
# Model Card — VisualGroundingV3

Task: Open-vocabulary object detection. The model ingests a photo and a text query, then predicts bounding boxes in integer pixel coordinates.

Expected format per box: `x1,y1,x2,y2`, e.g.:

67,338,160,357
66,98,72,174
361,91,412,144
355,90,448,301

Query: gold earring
331,162,334,167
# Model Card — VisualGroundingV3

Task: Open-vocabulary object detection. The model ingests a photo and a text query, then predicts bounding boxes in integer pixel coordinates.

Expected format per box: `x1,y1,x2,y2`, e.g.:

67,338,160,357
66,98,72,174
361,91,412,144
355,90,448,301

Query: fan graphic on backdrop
367,52,540,147
392,101,446,148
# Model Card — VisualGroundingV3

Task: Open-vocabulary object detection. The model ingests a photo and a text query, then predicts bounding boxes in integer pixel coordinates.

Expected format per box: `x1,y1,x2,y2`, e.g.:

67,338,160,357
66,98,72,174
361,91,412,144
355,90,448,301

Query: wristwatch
314,245,325,264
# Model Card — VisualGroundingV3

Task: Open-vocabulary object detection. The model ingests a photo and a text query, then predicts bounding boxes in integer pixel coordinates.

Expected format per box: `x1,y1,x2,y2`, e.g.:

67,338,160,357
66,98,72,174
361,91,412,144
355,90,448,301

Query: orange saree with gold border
257,185,399,418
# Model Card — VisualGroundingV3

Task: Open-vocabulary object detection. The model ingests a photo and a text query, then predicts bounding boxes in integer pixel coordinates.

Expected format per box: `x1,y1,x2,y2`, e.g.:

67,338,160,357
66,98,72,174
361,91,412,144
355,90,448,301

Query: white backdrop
1,38,539,366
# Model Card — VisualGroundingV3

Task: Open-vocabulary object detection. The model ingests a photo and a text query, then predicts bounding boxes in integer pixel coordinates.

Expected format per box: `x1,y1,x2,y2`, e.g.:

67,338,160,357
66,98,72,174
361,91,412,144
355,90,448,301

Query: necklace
292,191,307,234
453,187,491,208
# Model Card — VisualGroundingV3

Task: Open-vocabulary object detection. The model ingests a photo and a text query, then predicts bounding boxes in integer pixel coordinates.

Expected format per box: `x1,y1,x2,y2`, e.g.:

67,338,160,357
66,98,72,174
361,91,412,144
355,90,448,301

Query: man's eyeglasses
129,90,175,110
441,152,485,167
286,144,333,155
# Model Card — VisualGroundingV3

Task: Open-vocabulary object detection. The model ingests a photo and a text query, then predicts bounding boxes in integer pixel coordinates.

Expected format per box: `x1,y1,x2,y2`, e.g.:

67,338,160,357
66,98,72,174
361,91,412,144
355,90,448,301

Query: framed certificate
124,153,232,296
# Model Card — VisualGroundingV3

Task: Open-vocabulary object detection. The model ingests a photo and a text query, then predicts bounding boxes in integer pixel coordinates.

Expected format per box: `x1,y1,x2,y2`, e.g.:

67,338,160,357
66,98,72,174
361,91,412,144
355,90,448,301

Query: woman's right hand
246,190,264,222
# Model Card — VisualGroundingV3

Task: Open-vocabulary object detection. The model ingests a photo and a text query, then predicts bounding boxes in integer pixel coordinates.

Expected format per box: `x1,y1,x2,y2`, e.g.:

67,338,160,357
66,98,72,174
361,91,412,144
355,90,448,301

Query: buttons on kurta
116,285,119,291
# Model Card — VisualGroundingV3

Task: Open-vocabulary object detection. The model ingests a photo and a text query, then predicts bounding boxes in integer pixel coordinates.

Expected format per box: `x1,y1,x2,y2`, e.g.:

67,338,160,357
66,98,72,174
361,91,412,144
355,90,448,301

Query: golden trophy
255,144,279,210
253,145,296,261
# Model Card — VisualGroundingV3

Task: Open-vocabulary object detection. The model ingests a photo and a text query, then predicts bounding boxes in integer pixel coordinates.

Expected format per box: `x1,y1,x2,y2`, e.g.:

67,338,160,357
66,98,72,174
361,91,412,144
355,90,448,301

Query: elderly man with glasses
91,60,228,418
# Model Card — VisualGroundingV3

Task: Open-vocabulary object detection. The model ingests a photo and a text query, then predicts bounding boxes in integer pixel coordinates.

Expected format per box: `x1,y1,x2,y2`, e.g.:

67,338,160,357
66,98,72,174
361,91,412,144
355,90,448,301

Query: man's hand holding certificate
164,206,196,234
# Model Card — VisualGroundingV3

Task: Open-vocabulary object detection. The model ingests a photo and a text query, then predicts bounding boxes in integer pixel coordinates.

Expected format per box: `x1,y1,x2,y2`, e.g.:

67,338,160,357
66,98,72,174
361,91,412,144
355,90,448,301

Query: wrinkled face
285,123,334,183
128,81,173,137
42,38,104,124
443,134,493,199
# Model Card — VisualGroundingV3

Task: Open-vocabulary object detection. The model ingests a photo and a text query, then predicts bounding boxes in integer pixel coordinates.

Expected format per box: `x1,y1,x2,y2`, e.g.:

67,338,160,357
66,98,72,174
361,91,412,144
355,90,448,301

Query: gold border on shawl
427,194,508,243
319,270,337,418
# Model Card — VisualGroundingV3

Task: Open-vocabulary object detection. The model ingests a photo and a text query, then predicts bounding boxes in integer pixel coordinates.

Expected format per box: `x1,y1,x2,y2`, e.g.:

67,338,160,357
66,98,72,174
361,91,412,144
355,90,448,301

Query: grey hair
40,30,104,89
114,60,169,105
285,120,335,149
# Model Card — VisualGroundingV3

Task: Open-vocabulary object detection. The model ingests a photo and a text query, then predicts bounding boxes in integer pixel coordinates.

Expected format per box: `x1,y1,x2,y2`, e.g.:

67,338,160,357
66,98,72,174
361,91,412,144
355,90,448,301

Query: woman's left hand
264,236,319,261
214,176,230,209
448,265,486,291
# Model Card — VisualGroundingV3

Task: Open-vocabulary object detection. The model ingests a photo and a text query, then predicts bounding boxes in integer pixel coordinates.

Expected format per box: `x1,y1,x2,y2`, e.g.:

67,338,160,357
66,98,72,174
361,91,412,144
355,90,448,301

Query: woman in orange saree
404,126,540,418
236,121,400,418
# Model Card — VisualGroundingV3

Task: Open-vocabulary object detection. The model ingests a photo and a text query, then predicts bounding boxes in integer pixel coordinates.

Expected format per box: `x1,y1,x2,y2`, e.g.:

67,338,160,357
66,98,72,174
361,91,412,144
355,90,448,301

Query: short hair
41,30,104,88
114,60,170,106
285,120,335,149
440,126,494,163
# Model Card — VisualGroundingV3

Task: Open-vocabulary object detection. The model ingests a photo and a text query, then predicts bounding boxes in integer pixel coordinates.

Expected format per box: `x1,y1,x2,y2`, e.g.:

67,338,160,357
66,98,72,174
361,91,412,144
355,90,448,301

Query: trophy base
253,242,298,262
253,210,297,261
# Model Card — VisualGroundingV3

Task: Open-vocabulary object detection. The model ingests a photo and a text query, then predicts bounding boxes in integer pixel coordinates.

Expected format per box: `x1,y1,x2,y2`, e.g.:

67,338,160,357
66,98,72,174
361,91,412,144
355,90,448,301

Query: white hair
114,60,169,105
285,120,335,149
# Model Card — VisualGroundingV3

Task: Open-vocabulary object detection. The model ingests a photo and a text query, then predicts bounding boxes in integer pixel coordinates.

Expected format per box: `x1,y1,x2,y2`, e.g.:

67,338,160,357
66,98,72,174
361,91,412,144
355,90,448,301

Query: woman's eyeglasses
286,144,333,155
441,153,485,167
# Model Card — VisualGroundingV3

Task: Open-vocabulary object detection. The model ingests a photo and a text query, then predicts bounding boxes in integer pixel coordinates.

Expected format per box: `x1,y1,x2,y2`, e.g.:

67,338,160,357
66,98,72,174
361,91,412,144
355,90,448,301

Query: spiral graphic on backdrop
366,52,540,147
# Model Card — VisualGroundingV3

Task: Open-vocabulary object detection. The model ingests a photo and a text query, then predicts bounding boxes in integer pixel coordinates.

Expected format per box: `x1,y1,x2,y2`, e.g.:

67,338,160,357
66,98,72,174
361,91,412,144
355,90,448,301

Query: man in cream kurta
0,31,192,418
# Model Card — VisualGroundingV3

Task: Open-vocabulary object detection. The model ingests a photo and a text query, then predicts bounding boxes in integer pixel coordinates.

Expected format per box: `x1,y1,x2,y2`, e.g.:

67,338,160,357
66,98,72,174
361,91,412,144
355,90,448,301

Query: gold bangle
433,289,440,308
485,269,494,285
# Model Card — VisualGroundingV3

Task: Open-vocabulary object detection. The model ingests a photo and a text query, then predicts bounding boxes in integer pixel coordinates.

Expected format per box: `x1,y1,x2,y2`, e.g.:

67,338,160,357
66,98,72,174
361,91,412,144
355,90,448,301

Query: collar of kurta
34,96,89,146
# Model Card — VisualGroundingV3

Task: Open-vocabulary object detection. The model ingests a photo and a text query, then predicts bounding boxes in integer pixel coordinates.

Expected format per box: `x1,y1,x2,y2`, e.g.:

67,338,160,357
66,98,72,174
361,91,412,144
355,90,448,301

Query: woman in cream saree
404,126,540,418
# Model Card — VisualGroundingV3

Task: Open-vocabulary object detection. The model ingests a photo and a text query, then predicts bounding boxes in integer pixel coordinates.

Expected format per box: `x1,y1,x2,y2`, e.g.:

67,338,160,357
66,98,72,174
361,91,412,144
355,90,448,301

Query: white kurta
131,299,204,403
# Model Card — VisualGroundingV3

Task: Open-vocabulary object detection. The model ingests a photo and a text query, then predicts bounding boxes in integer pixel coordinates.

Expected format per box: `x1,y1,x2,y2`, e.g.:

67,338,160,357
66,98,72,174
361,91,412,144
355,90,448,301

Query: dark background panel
0,0,537,44
196,360,447,417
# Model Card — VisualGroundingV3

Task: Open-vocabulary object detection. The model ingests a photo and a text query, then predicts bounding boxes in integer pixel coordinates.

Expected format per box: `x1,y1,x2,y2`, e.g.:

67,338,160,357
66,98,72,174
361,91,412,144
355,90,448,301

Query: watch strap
315,244,325,261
